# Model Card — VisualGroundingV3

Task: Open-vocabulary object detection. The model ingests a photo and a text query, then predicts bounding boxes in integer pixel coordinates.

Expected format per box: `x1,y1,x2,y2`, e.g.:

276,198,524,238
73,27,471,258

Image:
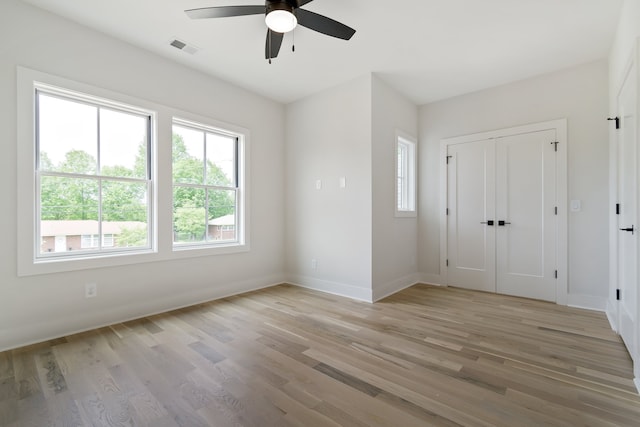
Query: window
18,68,249,276
81,234,114,249
395,133,417,216
172,119,242,248
35,87,152,259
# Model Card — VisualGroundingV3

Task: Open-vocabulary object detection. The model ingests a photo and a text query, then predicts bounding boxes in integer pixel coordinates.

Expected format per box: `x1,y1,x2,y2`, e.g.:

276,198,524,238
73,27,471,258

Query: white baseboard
372,273,421,302
605,298,619,332
287,275,373,302
634,378,640,395
567,293,607,312
419,272,445,287
0,274,287,352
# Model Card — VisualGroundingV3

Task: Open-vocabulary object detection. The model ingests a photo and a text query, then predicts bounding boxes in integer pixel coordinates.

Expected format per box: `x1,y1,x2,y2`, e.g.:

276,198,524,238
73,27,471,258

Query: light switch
339,177,346,188
570,200,581,212
315,179,322,190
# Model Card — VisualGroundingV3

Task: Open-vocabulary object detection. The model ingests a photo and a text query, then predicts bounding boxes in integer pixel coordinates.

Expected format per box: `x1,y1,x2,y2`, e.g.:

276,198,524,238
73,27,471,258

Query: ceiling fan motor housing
266,0,298,16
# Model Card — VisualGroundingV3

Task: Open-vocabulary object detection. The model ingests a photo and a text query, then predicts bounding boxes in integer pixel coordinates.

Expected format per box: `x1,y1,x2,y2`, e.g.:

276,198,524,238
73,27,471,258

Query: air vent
169,38,199,55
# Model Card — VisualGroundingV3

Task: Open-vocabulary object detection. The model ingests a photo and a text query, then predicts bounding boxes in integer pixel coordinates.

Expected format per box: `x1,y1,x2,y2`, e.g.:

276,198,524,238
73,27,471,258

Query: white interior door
617,60,637,359
446,127,559,302
447,139,496,293
495,131,557,301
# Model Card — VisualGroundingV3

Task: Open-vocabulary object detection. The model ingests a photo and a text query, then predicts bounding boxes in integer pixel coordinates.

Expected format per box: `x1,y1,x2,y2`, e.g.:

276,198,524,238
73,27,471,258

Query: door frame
440,119,568,304
609,38,640,390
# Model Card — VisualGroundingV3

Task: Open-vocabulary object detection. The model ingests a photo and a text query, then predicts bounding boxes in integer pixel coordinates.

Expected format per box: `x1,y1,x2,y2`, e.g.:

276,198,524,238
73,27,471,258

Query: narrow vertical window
395,134,417,216
36,88,153,258
172,119,242,247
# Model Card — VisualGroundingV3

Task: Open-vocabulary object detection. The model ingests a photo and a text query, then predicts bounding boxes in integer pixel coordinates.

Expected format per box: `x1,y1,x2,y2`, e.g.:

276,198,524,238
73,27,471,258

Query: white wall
371,76,419,300
285,75,373,301
418,60,610,308
0,0,285,351
607,0,640,386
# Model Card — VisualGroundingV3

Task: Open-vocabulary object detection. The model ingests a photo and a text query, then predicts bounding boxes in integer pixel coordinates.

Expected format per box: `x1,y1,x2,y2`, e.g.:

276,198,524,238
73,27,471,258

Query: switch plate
315,180,322,190
570,200,581,212
339,177,346,188
85,283,97,298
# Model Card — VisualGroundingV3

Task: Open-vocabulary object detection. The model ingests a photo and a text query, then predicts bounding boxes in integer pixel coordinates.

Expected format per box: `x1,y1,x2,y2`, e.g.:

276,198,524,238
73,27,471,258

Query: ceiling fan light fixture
265,9,297,33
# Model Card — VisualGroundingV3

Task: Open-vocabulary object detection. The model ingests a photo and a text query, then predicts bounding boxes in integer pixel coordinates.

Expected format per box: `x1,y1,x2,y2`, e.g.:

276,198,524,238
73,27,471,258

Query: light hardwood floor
1,284,639,426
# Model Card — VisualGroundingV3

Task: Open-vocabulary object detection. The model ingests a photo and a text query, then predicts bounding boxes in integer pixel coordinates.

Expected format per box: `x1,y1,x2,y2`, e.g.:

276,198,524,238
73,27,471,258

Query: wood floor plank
2,284,640,426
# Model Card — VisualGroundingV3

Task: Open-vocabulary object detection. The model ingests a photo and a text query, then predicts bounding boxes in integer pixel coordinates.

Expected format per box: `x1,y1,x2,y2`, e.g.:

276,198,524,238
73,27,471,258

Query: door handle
498,221,511,226
620,225,635,235
481,220,494,226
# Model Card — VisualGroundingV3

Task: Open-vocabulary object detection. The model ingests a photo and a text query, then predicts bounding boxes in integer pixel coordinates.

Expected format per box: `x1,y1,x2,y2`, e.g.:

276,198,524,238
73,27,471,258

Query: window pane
102,180,149,249
100,108,148,179
39,176,99,254
173,186,206,244
206,133,235,187
101,180,148,222
173,126,204,184
38,93,97,174
208,189,236,242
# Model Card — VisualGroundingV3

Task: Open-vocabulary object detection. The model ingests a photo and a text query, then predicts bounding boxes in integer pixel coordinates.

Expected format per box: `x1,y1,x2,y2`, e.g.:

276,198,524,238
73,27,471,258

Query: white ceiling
20,0,622,105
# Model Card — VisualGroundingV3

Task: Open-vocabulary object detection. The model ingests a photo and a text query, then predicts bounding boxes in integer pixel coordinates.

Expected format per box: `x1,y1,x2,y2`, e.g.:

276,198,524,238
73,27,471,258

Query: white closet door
617,59,637,359
495,130,557,301
447,139,496,293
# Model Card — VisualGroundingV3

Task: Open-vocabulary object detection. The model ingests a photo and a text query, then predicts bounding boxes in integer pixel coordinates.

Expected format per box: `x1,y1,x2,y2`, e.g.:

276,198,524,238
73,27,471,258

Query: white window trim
17,67,250,277
395,130,417,218
35,85,155,259
171,117,246,251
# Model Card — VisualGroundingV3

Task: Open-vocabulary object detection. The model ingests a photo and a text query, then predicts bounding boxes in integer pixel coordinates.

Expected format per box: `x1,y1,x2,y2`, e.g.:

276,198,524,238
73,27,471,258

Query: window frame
34,87,154,260
17,67,250,277
395,131,417,218
171,118,245,250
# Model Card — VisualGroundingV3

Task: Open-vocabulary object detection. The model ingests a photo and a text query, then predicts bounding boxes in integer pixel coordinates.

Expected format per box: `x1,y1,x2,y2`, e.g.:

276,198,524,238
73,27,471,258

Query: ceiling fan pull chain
292,28,295,52
268,30,272,64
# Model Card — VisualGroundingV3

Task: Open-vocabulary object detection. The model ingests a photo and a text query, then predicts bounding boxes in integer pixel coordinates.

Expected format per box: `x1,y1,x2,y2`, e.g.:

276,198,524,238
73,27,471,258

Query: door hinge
446,155,453,164
616,203,620,215
608,117,620,130
446,259,449,267
550,141,559,152
446,208,449,215
554,206,558,215
554,270,558,279
616,289,621,301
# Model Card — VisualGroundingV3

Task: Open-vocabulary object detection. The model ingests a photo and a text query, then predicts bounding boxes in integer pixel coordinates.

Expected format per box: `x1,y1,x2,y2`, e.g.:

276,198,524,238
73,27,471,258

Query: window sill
395,210,417,218
18,243,249,277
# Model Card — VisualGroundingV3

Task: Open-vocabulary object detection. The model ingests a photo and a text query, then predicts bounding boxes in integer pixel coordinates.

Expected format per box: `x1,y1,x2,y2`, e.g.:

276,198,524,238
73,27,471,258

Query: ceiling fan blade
297,0,315,6
185,6,266,19
265,30,284,59
296,9,356,40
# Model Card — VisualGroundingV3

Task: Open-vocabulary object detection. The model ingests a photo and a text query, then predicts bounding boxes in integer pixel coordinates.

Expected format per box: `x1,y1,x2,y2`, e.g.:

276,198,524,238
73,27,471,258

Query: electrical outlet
85,283,97,298
311,259,317,270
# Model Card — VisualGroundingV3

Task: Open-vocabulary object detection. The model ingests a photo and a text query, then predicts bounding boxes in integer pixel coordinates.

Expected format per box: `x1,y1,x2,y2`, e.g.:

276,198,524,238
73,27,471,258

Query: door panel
447,140,496,292
496,130,557,301
618,60,637,359
446,129,557,301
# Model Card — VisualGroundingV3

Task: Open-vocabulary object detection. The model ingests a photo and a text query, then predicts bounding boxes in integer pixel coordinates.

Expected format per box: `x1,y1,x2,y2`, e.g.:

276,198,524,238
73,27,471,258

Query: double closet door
446,129,558,302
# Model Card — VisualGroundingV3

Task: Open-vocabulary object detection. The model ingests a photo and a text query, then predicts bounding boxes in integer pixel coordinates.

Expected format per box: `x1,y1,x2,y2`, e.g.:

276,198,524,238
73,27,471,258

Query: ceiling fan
185,1,356,63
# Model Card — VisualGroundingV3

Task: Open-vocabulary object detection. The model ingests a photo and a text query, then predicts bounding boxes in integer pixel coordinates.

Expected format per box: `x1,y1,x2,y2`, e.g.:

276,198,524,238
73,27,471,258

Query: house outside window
80,234,114,249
